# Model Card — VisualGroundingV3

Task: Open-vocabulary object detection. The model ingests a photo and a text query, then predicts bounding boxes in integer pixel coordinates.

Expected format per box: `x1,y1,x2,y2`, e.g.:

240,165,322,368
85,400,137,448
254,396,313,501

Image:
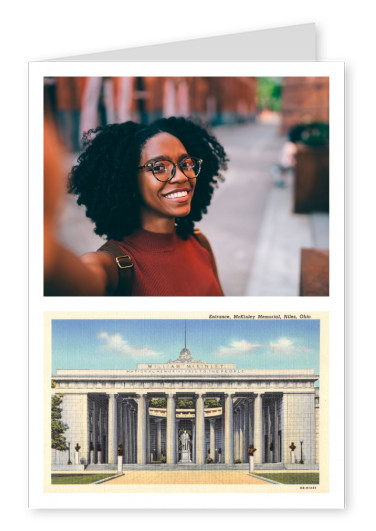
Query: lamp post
75,443,81,465
117,442,123,473
67,442,72,465
299,440,304,464
248,445,256,473
289,442,296,464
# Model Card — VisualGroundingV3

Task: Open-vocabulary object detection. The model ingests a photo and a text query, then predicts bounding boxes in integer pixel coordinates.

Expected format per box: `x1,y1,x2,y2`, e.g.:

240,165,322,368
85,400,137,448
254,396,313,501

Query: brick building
280,77,329,135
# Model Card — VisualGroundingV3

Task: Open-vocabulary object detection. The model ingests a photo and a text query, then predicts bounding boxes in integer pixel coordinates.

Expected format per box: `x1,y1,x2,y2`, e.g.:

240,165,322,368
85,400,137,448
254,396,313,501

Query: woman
46,117,228,296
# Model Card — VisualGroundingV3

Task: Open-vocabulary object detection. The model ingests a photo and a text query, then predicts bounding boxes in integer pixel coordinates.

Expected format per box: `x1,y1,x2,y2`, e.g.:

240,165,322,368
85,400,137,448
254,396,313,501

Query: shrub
205,457,214,464
234,459,242,464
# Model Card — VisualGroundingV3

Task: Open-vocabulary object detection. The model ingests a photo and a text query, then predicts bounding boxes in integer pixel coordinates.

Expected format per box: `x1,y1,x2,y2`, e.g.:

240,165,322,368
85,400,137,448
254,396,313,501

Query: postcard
29,61,344,509
32,310,342,509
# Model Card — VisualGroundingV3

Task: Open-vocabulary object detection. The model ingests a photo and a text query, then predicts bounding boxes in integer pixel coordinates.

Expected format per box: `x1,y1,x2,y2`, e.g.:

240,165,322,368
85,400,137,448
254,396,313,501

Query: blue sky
51,319,320,375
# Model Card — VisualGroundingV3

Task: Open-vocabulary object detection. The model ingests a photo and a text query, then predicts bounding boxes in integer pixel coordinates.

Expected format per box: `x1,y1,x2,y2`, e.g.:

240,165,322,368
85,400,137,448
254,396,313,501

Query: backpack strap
97,241,134,296
193,229,223,294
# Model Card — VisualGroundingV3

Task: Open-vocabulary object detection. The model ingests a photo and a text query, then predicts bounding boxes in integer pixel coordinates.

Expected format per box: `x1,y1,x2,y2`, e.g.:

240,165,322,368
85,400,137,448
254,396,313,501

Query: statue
181,430,190,451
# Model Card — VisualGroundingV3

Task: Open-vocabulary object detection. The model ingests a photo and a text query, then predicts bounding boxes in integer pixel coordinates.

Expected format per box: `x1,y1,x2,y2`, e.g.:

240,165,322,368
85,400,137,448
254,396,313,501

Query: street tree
51,381,68,451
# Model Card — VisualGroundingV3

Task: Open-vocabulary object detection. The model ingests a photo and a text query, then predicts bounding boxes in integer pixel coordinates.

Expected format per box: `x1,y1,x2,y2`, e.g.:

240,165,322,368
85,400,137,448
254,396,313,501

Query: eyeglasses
138,156,203,182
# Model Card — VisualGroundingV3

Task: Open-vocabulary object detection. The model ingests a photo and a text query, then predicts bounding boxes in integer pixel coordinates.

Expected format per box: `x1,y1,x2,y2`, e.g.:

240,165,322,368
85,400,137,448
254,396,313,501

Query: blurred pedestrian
55,77,83,152
44,117,111,295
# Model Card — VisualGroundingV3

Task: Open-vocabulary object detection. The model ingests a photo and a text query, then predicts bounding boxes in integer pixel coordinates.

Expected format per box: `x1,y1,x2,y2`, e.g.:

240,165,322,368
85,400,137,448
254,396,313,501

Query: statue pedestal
179,449,191,463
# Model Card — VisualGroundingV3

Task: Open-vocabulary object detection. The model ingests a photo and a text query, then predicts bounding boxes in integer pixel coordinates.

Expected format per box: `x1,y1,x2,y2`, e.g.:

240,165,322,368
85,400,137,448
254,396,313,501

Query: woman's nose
169,164,187,182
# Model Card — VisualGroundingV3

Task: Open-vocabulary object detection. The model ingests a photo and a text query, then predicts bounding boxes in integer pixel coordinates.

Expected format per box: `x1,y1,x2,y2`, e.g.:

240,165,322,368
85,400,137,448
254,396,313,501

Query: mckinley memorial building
51,348,319,469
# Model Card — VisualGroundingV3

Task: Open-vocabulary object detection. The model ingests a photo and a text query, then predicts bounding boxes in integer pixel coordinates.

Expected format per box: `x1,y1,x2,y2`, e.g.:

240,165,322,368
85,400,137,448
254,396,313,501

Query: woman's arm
44,117,118,296
44,231,118,296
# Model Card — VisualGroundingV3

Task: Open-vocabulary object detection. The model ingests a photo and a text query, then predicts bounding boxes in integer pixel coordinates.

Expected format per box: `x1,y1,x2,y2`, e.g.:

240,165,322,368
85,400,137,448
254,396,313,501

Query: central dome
178,348,194,362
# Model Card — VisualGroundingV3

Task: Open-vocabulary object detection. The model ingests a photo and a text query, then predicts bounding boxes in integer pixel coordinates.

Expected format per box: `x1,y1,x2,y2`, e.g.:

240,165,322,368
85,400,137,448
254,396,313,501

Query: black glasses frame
138,156,203,182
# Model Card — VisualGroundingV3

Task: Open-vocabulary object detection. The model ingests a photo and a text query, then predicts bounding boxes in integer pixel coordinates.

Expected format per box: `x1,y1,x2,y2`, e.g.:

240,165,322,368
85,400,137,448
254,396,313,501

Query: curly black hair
68,116,228,240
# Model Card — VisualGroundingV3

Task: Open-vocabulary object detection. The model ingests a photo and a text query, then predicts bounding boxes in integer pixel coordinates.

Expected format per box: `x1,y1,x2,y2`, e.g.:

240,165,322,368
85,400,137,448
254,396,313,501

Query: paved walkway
103,469,270,485
198,121,285,295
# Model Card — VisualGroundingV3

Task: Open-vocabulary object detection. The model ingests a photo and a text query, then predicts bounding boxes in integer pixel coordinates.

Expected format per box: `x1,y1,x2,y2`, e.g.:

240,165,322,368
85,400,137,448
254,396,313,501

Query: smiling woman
44,117,228,296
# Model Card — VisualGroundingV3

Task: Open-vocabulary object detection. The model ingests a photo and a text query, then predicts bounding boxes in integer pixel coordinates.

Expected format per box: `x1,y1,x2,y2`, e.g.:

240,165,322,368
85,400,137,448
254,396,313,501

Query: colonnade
98,392,275,466
54,363,318,470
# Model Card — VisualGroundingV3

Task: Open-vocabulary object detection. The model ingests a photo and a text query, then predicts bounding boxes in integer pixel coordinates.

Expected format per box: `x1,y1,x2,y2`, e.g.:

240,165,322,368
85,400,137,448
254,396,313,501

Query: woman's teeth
164,191,188,199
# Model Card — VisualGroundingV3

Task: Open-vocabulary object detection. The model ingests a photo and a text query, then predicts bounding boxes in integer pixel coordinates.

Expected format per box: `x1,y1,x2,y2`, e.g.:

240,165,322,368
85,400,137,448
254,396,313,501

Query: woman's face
137,132,196,231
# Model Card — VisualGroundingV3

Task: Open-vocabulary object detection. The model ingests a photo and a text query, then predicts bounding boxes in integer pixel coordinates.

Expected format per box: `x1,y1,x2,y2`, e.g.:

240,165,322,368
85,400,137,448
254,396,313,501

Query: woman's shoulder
191,228,213,253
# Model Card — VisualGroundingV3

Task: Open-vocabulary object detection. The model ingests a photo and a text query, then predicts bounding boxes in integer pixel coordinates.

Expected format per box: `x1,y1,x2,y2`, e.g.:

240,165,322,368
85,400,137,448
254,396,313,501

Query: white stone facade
52,350,319,468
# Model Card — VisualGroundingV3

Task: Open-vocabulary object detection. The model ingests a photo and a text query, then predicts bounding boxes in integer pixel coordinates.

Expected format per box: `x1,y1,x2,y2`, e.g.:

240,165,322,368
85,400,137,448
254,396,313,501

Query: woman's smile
162,187,192,200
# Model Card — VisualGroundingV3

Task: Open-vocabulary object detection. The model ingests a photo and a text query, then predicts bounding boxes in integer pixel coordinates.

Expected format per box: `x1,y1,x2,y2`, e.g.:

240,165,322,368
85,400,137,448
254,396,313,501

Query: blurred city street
58,120,328,296
197,121,328,296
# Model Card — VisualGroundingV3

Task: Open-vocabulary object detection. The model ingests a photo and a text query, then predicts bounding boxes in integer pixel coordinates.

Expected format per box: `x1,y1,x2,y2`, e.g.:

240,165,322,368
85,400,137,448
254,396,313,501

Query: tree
204,398,222,408
177,398,194,409
149,397,222,409
257,77,282,112
51,383,68,451
149,398,167,408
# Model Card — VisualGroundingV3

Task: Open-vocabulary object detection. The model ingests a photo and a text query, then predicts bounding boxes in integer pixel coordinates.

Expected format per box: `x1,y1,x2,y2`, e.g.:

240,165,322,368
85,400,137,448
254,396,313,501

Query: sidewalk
245,174,329,296
198,122,328,296
101,469,270,485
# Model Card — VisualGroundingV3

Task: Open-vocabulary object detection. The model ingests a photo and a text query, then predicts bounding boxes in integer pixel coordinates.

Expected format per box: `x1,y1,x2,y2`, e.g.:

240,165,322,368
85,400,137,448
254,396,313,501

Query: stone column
234,409,240,461
137,394,147,465
123,402,129,463
146,397,150,464
133,408,137,463
118,401,123,455
126,402,132,463
243,400,250,462
126,405,131,463
254,394,263,464
166,394,176,464
98,407,103,464
176,419,181,461
131,407,136,463
155,419,163,460
249,399,254,446
224,394,234,464
239,404,245,463
107,394,118,465
209,419,216,461
220,399,225,462
93,400,97,462
125,402,132,463
274,399,279,462
267,402,272,463
195,393,206,465
192,423,196,463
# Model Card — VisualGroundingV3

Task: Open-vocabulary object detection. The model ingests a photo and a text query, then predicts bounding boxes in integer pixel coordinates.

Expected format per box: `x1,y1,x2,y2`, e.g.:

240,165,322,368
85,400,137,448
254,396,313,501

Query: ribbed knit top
114,228,223,296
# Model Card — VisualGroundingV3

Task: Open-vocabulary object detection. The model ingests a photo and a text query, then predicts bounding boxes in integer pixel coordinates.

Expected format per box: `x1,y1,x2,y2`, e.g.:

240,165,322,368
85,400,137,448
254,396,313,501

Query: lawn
253,472,319,484
51,473,117,485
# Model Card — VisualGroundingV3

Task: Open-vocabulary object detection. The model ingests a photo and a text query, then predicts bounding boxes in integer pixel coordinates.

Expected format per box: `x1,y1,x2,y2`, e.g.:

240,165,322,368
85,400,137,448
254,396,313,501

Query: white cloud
98,332,158,356
269,337,309,353
216,339,261,356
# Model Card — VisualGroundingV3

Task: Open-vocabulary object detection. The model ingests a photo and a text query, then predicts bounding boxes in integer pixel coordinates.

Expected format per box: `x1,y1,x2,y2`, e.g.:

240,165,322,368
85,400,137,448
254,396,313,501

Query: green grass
51,473,117,485
253,472,319,484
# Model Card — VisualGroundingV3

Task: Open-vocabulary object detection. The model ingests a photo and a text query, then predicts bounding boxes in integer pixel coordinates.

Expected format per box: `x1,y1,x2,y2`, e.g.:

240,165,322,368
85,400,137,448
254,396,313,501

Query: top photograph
44,76,329,297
